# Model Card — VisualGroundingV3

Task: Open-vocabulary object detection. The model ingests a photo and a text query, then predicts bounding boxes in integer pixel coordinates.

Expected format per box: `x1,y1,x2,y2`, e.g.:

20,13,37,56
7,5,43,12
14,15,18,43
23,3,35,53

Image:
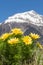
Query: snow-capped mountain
4,10,43,26
0,10,43,44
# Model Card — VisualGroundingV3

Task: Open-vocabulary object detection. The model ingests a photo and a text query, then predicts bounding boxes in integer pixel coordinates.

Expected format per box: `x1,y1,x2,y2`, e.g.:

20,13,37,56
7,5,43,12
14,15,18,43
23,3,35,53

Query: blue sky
0,0,43,23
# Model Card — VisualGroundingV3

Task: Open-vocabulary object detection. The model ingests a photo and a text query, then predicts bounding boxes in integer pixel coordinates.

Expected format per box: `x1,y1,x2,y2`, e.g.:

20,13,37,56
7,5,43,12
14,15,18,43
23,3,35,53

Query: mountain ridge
0,10,42,26
0,10,43,33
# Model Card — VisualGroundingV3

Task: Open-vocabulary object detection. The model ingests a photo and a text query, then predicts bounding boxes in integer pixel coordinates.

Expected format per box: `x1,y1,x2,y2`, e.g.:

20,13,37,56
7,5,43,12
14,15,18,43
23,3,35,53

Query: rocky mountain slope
0,10,43,44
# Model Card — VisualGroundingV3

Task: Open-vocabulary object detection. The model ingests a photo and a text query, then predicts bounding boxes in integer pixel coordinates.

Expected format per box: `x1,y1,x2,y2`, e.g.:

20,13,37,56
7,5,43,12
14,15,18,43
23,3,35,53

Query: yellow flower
1,33,10,40
30,33,40,40
37,42,43,49
22,36,32,45
11,28,23,35
8,38,19,44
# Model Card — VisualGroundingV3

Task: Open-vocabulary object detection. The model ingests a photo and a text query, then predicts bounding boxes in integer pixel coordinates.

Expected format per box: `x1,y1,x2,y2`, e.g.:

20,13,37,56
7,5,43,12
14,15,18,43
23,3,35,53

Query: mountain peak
4,10,43,26
28,10,37,14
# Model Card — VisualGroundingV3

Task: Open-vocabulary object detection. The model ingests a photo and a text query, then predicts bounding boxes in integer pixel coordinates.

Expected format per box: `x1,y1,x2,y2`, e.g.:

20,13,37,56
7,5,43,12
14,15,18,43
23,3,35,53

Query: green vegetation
0,28,43,65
